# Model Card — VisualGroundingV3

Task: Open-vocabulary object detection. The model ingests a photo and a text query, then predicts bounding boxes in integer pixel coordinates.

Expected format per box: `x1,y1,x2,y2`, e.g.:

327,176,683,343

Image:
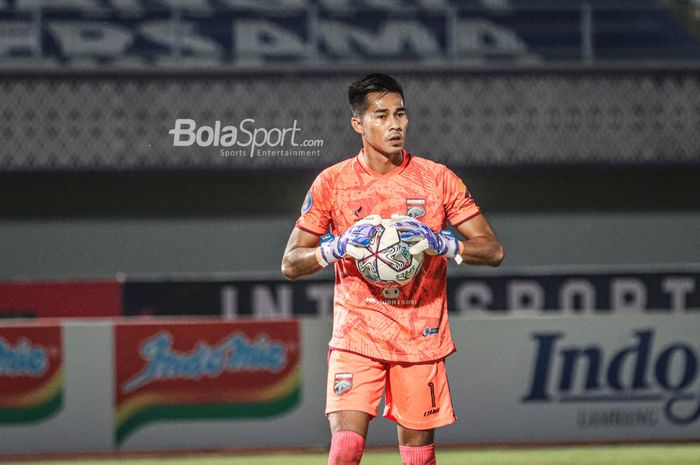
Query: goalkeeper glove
317,214,382,267
390,214,463,264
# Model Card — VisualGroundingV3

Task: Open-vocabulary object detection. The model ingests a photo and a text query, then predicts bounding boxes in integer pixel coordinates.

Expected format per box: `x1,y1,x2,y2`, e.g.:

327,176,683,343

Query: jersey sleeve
295,171,332,236
442,167,481,227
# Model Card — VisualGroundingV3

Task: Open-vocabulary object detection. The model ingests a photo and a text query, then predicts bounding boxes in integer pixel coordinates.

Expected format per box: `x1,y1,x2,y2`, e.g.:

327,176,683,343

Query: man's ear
351,116,364,135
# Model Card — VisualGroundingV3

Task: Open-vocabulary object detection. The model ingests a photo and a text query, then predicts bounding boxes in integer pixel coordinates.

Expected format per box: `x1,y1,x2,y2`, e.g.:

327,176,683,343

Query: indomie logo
0,337,48,377
522,329,700,425
123,331,288,393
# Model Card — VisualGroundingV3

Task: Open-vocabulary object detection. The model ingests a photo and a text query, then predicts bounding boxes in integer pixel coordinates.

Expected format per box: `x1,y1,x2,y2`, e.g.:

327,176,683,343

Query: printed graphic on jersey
295,150,480,362
334,373,353,396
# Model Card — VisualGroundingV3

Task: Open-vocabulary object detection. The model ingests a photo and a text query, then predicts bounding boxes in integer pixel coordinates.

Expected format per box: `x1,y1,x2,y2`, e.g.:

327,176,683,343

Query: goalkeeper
281,73,504,465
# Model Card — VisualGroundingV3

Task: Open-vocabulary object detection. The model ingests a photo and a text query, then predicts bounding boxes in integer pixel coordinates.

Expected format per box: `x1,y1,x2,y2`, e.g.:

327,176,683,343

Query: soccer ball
349,218,424,288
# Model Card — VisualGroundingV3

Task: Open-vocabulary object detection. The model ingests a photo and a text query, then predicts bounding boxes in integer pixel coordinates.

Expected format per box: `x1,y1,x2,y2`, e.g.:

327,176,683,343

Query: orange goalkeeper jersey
296,149,481,363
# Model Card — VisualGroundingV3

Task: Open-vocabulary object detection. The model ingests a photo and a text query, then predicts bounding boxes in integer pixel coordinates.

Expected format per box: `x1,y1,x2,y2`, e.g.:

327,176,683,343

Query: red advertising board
0,280,121,319
114,320,301,446
0,325,63,424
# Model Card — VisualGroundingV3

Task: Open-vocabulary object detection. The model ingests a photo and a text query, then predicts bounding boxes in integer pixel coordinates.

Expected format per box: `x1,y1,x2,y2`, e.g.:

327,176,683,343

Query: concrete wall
1,212,698,280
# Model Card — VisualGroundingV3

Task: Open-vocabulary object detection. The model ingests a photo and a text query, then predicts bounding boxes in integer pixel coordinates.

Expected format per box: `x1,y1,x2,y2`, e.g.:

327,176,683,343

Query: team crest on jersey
334,373,353,396
301,190,313,214
406,199,426,219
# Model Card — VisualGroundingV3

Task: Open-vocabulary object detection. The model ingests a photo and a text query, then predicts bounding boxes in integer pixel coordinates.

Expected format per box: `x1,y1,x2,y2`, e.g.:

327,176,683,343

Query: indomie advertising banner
0,325,63,425
114,320,301,447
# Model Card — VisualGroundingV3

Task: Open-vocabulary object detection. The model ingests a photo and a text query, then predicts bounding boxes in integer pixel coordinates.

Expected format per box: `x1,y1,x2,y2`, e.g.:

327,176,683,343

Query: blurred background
0,0,699,279
0,0,699,457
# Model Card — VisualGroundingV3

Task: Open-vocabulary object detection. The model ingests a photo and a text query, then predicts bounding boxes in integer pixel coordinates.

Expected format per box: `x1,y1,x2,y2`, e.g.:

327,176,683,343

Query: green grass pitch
2,444,699,465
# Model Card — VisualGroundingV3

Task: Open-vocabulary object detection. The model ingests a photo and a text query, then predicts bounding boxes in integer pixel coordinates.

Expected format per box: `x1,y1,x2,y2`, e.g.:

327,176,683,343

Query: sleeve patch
301,190,313,214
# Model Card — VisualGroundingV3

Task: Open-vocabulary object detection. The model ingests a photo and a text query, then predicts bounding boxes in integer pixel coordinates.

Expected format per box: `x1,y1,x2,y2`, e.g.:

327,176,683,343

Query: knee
397,425,434,447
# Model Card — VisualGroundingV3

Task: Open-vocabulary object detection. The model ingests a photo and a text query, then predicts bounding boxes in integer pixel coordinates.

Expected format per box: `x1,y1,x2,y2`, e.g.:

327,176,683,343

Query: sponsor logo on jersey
334,373,353,396
423,408,440,416
406,199,426,219
423,326,439,337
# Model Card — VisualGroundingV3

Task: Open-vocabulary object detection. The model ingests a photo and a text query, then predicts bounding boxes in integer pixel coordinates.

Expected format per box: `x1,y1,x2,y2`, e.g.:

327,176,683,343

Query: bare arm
281,227,324,280
455,214,504,267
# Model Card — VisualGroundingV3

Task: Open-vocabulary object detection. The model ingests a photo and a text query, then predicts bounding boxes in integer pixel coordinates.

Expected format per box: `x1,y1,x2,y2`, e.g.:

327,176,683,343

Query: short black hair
348,73,404,117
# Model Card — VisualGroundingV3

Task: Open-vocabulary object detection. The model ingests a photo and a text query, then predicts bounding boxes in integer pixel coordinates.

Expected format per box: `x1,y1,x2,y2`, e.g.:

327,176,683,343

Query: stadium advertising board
524,329,699,429
447,270,699,315
442,315,700,444
121,268,700,318
1,317,698,454
114,320,301,447
0,280,121,319
0,325,63,425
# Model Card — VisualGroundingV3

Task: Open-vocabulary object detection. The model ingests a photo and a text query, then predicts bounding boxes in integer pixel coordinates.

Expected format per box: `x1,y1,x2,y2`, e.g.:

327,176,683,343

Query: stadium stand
0,0,699,66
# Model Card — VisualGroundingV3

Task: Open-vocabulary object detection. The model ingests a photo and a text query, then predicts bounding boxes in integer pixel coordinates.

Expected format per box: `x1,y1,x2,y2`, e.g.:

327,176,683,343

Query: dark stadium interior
2,164,700,218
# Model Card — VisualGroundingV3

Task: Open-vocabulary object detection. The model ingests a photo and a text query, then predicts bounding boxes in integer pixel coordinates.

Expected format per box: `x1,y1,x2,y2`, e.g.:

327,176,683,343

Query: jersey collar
356,148,410,178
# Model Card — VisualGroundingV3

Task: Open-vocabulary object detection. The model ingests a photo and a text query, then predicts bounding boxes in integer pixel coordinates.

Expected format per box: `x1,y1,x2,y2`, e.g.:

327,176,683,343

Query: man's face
352,91,408,157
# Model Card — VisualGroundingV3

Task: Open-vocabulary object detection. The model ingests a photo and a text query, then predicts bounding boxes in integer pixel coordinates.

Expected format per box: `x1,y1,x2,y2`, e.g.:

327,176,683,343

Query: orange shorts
325,349,456,430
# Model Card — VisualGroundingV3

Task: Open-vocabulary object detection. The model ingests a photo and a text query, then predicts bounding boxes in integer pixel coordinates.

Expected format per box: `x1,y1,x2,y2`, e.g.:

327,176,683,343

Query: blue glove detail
391,215,463,264
318,215,381,266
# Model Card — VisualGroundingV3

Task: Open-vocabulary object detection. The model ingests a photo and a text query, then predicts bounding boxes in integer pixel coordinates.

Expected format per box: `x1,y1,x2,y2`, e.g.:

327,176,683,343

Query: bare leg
329,410,372,437
397,424,434,446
